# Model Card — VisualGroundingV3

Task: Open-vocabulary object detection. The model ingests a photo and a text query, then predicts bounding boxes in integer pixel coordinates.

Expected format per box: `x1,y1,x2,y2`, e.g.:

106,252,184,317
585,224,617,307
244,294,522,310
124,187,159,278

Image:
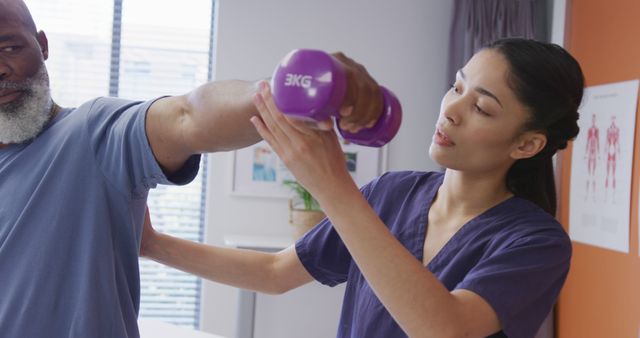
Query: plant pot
289,200,326,241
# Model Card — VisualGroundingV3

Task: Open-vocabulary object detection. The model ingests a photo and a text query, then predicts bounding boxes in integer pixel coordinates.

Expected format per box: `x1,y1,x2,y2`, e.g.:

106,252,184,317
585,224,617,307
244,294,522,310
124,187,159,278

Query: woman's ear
511,131,547,160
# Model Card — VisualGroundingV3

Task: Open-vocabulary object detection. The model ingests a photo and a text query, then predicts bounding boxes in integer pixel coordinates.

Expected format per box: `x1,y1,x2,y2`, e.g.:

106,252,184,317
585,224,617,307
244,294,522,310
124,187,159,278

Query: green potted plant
283,179,326,240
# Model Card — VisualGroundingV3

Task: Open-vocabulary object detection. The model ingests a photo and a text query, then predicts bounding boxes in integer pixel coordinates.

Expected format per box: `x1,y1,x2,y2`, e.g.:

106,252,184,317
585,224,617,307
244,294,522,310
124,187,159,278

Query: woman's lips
433,128,455,147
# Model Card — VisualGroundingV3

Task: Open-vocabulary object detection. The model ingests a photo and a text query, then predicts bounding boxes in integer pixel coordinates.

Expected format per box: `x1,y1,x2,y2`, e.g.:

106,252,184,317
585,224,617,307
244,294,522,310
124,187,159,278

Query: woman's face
429,49,532,174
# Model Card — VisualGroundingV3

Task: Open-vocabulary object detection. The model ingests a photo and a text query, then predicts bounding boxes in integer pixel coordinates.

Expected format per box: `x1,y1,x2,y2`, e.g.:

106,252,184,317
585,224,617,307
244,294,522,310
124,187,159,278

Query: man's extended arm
146,80,261,174
145,53,384,174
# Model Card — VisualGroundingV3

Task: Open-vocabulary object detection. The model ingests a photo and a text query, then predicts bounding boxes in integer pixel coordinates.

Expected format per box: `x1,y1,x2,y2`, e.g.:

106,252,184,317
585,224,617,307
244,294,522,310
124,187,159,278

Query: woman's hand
251,82,356,201
139,207,158,258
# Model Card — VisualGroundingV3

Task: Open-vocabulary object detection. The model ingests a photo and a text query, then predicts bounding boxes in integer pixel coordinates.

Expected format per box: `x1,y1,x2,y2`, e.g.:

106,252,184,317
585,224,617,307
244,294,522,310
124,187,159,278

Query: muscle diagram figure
584,114,600,202
605,115,621,203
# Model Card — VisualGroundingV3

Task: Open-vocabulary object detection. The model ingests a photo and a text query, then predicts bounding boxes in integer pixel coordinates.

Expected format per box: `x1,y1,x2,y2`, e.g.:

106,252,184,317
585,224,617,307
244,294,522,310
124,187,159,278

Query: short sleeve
456,232,571,338
295,217,350,286
85,97,200,199
295,179,378,286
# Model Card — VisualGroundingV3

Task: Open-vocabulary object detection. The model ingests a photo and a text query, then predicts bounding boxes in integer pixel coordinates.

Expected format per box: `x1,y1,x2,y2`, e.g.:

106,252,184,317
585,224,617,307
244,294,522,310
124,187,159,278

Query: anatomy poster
569,79,639,253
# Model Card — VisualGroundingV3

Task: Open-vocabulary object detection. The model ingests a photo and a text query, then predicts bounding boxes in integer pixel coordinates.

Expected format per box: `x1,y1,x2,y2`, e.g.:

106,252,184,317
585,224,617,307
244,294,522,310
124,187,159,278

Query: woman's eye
474,104,491,116
450,83,461,94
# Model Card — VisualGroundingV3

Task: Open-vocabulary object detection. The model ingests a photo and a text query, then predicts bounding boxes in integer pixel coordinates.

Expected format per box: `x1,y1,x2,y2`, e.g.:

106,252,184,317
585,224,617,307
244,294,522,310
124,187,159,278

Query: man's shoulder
73,97,152,131
55,97,139,120
75,97,140,114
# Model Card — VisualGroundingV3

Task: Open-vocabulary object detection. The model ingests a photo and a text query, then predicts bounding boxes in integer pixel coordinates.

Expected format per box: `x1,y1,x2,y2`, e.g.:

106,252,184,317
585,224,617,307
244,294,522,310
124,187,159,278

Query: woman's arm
250,83,500,338
315,186,500,337
140,209,314,295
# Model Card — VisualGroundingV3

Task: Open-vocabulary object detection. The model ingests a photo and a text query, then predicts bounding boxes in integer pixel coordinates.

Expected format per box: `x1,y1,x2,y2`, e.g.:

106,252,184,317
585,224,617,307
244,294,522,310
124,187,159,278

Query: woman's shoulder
490,197,571,248
507,197,562,224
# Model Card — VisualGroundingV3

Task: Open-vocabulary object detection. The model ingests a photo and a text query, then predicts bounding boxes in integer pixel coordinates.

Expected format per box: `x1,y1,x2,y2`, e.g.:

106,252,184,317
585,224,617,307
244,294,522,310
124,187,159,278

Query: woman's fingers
252,83,294,147
249,115,282,153
260,83,316,138
252,82,323,165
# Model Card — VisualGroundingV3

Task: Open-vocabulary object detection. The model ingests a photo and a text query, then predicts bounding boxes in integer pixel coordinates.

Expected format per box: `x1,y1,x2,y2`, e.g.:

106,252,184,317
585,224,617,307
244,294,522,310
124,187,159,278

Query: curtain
447,0,548,86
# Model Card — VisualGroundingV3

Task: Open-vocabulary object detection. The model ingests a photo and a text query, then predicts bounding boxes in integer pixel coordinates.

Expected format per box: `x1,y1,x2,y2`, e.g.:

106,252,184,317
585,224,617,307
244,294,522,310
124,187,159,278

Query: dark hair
485,38,584,216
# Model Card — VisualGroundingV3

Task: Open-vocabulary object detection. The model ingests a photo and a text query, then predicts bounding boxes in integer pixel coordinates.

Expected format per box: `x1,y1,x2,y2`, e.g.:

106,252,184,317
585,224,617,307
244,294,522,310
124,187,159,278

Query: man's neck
49,102,61,121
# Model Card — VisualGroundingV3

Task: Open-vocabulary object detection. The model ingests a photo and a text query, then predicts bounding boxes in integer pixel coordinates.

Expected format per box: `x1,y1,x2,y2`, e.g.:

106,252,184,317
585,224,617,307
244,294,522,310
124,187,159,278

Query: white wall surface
551,0,567,45
200,1,453,336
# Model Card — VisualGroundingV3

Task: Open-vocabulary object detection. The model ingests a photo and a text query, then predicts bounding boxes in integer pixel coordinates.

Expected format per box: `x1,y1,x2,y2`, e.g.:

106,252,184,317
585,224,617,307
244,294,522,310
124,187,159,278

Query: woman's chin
428,144,446,163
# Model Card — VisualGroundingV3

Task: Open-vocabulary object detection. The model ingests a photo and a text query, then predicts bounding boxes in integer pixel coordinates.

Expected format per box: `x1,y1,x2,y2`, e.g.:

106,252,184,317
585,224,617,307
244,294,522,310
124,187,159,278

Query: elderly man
0,1,382,336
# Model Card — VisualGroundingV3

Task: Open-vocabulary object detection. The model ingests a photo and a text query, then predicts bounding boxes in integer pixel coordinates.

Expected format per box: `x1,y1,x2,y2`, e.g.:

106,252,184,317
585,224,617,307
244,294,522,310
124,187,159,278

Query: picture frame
230,140,386,198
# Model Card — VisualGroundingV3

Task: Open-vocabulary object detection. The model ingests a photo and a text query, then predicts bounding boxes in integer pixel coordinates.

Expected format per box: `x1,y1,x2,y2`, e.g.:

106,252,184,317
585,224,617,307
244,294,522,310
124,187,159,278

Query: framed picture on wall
230,140,386,198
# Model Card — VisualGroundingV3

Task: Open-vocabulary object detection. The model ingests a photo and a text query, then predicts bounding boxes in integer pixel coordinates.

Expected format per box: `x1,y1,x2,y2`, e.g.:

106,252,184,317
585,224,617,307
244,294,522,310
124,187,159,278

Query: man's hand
331,52,384,133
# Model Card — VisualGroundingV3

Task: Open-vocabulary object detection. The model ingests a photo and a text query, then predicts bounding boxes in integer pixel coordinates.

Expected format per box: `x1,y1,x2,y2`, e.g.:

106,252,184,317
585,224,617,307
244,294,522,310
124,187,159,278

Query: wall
550,0,567,45
557,0,640,337
200,0,453,336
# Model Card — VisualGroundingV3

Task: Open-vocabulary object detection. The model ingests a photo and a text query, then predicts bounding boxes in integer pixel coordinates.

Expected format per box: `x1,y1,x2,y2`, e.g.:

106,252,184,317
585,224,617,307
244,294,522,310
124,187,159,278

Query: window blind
27,0,214,329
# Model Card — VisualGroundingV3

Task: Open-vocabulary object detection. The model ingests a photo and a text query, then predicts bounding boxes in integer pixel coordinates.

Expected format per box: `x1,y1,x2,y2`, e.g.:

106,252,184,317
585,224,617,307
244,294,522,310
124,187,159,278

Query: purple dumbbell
271,49,402,147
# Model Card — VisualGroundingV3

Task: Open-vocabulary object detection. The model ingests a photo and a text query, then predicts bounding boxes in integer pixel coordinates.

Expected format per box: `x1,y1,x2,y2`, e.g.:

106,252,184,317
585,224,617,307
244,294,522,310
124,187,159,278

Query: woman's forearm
143,232,290,294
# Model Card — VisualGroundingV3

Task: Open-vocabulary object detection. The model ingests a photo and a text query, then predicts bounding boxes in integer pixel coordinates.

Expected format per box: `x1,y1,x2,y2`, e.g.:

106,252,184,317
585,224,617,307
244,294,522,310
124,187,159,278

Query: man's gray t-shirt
0,97,200,338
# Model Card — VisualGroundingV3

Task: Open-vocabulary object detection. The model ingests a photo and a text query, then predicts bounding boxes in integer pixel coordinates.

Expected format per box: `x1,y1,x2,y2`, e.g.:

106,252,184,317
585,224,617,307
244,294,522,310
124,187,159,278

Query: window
28,0,215,329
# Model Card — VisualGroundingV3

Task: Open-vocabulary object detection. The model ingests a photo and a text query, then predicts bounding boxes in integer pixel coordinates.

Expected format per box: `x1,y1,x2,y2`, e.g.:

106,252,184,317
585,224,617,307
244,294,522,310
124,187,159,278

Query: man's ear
36,30,48,60
511,131,547,160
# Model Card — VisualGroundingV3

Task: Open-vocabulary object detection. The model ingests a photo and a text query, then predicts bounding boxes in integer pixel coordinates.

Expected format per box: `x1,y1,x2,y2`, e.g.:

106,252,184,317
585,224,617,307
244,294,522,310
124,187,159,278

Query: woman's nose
441,97,463,126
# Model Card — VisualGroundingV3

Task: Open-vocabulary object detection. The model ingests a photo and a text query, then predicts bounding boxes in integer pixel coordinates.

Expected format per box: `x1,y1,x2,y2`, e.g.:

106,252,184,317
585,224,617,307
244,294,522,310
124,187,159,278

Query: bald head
0,0,38,35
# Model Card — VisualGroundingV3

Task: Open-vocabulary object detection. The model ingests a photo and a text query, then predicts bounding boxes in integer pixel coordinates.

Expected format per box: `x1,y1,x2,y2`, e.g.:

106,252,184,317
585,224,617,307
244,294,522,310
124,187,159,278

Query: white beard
0,64,53,144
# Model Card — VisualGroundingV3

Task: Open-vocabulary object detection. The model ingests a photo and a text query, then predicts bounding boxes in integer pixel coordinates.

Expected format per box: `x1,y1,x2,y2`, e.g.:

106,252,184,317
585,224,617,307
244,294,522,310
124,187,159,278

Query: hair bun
555,139,569,151
548,108,580,142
